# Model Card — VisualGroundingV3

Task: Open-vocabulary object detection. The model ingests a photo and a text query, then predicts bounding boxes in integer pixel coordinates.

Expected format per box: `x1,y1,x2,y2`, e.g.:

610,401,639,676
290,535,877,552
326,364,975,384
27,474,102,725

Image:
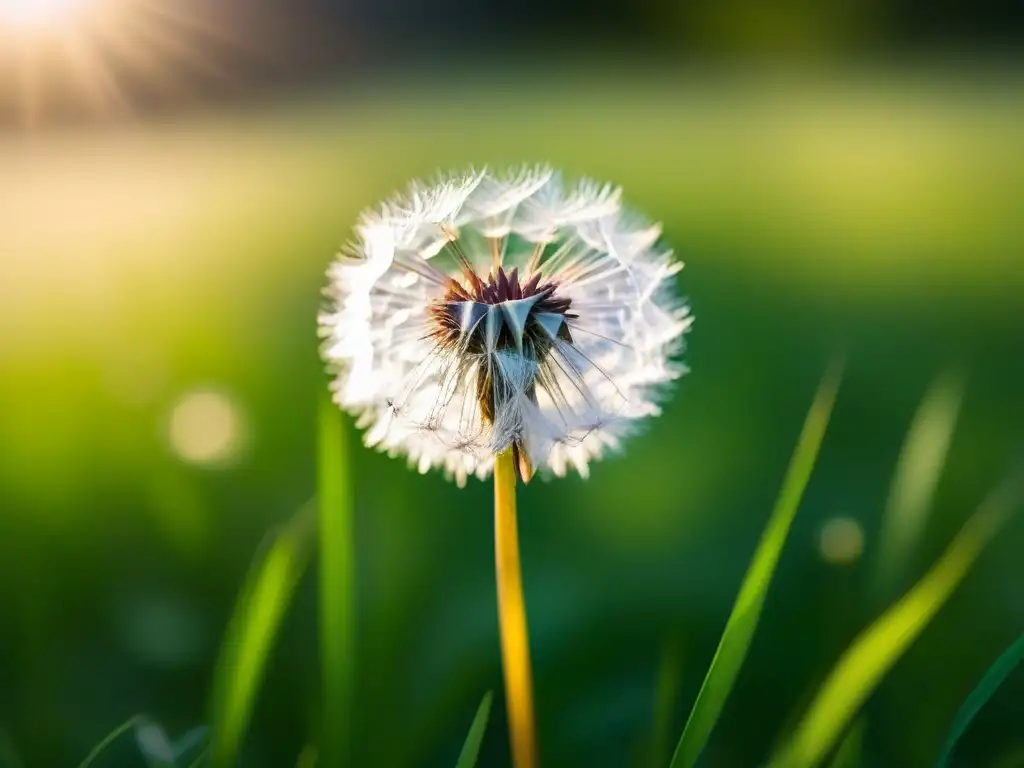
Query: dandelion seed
318,165,693,486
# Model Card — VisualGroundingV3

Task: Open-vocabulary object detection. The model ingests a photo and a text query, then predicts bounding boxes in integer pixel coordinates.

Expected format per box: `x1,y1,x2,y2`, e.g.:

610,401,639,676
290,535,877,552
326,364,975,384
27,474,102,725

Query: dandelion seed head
319,165,693,485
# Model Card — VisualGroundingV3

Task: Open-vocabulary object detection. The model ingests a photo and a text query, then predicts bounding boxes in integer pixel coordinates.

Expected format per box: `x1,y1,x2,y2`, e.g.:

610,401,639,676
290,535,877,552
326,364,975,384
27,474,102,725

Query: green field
1,68,1023,767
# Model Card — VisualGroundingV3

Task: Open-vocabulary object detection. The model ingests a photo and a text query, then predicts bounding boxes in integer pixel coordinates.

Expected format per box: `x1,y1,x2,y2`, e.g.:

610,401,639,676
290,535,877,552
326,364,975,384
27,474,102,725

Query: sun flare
0,0,246,125
0,0,89,28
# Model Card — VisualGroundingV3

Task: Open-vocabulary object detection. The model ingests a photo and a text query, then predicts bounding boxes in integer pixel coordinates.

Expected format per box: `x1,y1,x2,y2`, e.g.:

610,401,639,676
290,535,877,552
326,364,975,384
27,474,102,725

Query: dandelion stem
494,447,538,768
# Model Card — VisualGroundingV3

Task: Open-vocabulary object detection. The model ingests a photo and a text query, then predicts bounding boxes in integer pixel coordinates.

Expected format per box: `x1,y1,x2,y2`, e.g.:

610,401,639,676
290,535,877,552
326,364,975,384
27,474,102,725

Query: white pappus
318,165,693,487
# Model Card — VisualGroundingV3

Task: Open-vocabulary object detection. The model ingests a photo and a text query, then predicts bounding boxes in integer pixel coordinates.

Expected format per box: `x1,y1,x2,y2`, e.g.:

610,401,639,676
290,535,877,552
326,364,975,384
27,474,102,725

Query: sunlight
0,0,88,28
0,0,246,124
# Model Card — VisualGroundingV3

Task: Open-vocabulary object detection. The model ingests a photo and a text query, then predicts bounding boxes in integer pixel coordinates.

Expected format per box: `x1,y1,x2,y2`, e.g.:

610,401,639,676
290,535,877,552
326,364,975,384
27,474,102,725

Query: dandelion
319,165,691,486
318,165,692,767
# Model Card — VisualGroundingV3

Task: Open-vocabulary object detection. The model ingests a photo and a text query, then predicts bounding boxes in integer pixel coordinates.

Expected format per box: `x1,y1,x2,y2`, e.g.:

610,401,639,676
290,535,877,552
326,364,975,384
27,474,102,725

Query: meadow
1,67,1023,766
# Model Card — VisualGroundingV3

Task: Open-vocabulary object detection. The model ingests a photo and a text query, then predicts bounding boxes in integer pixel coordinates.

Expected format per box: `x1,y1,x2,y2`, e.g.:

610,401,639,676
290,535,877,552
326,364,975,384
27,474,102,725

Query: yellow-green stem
494,447,538,768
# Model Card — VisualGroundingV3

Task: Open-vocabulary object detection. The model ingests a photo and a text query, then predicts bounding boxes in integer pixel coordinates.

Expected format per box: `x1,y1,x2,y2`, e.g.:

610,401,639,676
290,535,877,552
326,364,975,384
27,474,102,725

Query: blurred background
1,0,1023,765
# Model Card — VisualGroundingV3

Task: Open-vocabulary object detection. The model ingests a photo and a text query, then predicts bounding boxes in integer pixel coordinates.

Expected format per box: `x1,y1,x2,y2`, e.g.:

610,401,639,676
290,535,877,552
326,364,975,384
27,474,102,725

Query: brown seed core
429,265,575,352
428,264,577,483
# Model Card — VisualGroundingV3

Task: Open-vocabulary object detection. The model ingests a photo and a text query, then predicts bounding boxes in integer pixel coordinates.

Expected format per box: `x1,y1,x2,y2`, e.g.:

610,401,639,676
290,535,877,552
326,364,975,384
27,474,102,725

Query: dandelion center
428,262,579,478
430,266,575,360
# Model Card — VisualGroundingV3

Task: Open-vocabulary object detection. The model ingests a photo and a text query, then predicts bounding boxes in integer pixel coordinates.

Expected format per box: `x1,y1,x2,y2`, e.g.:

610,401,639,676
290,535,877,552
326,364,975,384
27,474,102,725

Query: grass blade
669,361,844,768
825,721,863,768
872,370,965,602
172,727,210,763
643,633,684,768
208,506,315,768
318,390,356,766
935,629,1024,768
76,714,144,768
769,474,1022,768
455,692,494,768
295,744,319,768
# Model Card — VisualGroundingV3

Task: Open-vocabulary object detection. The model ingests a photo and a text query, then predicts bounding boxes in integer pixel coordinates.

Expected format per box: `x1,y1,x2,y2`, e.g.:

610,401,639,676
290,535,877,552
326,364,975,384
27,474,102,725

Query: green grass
936,629,1024,767
871,368,966,603
317,388,356,766
768,474,1022,768
642,633,685,768
824,720,863,768
76,363,1021,768
208,506,316,768
201,392,354,768
669,360,844,768
454,692,494,768
75,714,144,768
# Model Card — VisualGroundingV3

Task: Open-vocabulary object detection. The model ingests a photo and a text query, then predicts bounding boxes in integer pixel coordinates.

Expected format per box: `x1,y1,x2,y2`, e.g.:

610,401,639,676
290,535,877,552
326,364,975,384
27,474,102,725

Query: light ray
0,0,264,125
14,40,42,127
60,25,131,117
0,0,88,28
